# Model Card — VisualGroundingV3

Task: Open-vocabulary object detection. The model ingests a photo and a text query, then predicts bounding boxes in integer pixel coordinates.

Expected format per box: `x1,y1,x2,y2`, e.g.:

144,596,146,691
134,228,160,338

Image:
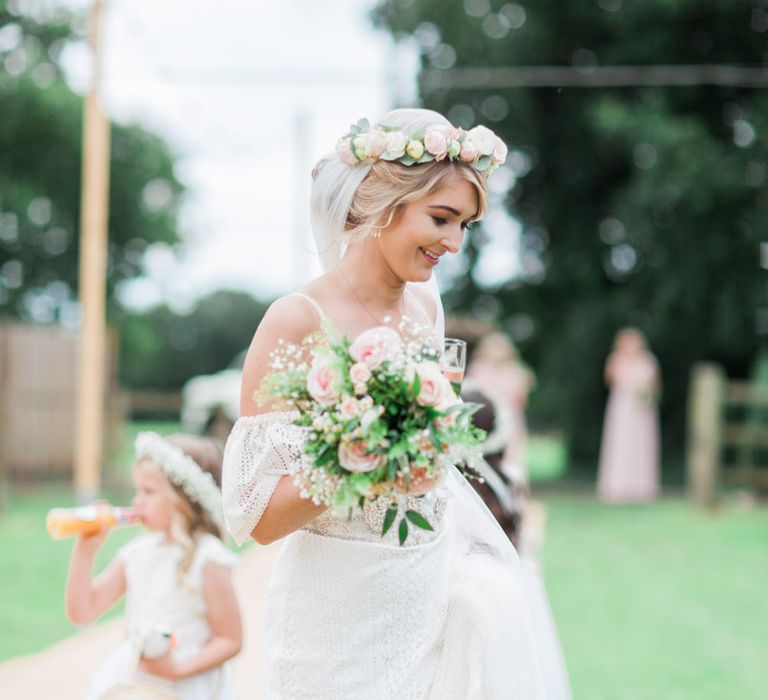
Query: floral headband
135,432,224,529
335,118,508,176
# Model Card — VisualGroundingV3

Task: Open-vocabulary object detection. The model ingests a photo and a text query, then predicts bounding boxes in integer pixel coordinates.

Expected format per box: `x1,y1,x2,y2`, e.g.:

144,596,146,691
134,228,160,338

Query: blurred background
0,1,766,698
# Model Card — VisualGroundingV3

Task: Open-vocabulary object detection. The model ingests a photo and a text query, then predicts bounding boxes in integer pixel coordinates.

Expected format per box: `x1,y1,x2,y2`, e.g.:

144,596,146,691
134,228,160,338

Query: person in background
597,327,661,503
466,331,535,482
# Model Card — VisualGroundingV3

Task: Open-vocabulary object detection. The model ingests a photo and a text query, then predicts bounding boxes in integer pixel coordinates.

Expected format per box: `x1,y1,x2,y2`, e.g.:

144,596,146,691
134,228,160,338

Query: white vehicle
180,351,246,442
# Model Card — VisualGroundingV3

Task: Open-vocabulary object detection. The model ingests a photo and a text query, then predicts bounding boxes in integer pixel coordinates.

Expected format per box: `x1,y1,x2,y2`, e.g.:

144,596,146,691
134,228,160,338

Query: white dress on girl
87,533,238,700
222,291,548,700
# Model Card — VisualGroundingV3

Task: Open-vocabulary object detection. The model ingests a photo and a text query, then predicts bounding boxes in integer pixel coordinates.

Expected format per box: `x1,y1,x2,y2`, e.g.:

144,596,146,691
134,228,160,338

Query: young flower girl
65,433,242,699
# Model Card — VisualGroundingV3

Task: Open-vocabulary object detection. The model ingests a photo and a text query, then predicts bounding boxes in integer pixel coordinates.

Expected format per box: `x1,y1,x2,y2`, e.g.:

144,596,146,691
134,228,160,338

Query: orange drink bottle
46,505,140,539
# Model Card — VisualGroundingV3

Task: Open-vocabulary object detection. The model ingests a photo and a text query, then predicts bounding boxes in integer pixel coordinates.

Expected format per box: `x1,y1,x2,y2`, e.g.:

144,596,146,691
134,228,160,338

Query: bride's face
378,176,479,283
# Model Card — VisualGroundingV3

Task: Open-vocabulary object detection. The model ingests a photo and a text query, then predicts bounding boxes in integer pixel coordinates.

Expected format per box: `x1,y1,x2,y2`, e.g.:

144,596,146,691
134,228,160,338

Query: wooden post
74,0,111,504
0,325,8,512
686,363,725,507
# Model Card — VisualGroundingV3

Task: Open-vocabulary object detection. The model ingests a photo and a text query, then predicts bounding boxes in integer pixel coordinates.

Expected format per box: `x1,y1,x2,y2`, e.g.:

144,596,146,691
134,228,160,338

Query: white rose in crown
338,439,385,473
350,326,403,369
384,130,408,158
492,136,508,164
413,361,457,411
405,139,425,160
467,125,497,156
352,133,369,159
306,349,344,404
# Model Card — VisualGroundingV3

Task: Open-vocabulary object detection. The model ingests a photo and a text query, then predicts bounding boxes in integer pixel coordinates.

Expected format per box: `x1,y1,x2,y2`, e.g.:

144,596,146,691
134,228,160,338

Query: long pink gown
597,353,660,503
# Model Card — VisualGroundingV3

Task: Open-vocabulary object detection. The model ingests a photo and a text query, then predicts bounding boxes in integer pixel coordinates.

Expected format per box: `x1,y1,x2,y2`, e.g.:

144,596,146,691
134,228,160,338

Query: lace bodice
222,411,447,547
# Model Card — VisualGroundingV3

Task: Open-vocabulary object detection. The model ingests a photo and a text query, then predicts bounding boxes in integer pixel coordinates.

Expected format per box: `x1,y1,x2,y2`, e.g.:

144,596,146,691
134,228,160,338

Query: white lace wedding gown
222,294,549,699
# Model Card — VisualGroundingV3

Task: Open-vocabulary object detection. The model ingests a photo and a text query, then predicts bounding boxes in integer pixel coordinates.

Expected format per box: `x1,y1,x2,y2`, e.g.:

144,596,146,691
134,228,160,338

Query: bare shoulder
239,293,322,415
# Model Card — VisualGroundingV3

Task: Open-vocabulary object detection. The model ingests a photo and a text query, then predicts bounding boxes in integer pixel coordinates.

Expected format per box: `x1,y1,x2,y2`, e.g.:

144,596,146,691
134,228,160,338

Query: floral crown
134,432,224,529
335,118,508,175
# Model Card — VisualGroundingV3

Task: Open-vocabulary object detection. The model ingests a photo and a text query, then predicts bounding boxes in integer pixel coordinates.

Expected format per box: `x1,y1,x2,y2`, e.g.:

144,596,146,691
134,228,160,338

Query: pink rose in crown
424,129,449,160
306,350,344,404
364,130,387,158
413,361,457,410
336,137,358,165
436,124,462,142
492,136,508,165
338,439,385,473
459,141,479,163
350,326,402,369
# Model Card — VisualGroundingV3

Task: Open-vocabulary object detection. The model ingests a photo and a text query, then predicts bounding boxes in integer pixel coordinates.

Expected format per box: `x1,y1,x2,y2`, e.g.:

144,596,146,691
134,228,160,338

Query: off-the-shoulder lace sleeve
222,410,305,545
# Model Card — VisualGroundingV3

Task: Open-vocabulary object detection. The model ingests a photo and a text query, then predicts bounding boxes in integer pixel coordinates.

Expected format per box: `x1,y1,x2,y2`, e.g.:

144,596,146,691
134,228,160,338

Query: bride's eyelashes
430,215,473,231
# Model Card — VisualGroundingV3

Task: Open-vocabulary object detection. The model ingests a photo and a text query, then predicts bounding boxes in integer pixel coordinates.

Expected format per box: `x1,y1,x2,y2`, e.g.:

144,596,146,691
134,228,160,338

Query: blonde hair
346,160,486,241
311,108,488,270
144,435,224,581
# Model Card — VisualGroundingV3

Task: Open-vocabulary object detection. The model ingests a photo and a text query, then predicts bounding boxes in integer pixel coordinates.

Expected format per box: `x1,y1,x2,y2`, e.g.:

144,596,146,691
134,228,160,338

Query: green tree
0,1,183,322
375,0,767,472
117,290,269,391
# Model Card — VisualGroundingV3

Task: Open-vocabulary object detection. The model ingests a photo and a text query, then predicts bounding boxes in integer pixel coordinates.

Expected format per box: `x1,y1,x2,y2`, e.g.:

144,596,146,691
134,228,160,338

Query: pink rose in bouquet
350,326,402,369
306,350,344,404
338,439,385,473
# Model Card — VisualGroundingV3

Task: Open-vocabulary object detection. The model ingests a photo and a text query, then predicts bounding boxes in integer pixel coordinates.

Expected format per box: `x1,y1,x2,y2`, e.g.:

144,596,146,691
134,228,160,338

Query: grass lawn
542,495,768,700
1,425,766,700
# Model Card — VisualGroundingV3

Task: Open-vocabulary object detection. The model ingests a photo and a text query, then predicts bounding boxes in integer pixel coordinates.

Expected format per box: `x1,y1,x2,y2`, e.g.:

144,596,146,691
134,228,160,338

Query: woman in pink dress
466,331,535,479
597,328,661,503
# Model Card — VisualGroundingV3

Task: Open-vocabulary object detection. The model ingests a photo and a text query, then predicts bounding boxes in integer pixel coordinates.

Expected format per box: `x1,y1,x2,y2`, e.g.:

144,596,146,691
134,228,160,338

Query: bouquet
259,322,486,544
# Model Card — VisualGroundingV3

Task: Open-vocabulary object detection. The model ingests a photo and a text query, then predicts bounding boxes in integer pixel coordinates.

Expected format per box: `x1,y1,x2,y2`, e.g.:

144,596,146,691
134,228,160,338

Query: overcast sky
59,0,519,311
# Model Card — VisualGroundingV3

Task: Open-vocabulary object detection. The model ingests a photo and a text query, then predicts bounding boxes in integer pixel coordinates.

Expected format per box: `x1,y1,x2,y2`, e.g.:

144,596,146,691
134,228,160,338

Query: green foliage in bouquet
259,322,485,544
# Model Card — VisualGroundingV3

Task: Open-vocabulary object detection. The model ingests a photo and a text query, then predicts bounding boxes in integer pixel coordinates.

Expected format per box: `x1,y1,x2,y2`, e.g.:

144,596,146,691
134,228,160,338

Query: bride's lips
420,247,441,266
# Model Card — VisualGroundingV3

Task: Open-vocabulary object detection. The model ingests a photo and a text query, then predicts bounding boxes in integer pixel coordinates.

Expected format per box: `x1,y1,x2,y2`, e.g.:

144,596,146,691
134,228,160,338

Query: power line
420,64,768,90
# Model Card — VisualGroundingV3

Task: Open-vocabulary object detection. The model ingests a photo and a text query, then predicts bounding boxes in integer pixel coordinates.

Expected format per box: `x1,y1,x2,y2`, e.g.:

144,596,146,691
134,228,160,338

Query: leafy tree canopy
0,0,183,322
375,0,767,470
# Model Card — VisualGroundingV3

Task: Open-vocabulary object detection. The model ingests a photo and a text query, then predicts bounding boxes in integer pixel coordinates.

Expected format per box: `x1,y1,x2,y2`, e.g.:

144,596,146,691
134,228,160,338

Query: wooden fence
0,322,121,481
687,362,768,505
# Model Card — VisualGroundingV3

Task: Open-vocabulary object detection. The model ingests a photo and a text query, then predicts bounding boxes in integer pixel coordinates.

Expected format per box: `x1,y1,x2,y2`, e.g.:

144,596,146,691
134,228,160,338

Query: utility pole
293,107,312,288
74,0,111,503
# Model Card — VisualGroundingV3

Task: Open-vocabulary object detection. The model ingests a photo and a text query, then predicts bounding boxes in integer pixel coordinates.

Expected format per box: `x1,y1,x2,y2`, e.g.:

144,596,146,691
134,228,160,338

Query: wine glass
441,338,467,395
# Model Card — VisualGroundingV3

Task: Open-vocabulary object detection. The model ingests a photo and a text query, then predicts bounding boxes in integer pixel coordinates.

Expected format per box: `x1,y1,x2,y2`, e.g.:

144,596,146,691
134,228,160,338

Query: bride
222,108,549,699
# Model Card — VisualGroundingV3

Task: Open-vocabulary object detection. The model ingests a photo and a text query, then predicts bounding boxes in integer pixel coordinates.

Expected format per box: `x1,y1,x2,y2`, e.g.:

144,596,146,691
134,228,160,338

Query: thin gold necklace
338,267,405,326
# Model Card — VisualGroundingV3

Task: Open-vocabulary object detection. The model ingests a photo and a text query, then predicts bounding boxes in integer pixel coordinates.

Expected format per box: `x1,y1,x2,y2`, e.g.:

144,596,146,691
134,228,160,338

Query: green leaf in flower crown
417,153,436,164
473,155,492,171
382,506,398,536
399,155,417,166
410,128,426,140
398,518,409,546
405,510,434,531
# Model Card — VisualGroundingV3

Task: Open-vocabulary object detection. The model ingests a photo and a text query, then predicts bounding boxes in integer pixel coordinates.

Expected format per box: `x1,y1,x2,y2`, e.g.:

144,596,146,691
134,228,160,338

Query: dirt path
0,542,281,698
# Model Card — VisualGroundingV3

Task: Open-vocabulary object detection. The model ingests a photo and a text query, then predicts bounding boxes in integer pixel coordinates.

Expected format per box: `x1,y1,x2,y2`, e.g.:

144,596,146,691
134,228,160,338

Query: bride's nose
440,225,464,254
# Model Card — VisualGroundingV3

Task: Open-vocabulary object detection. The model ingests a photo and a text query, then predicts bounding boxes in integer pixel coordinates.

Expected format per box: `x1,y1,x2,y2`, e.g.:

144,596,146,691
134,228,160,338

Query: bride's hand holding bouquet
258,322,485,544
